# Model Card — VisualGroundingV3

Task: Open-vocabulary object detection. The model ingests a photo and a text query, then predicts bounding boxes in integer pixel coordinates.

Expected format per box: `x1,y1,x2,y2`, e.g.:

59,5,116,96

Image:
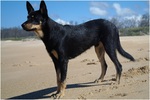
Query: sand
1,36,149,99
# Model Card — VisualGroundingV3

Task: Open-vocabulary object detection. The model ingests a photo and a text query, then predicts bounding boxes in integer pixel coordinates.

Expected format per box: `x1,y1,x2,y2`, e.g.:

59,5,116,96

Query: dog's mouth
22,23,41,32
23,27,36,31
21,23,36,31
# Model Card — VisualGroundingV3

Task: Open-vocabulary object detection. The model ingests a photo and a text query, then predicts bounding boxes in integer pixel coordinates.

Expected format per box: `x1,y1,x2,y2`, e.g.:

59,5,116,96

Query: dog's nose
21,23,27,30
21,23,25,28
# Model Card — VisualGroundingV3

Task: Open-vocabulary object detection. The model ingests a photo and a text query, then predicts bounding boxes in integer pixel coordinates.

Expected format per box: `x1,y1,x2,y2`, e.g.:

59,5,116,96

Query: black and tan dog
22,0,135,98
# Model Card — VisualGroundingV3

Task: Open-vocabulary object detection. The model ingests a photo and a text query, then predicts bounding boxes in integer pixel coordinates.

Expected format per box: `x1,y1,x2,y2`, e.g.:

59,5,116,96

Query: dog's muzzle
21,22,35,31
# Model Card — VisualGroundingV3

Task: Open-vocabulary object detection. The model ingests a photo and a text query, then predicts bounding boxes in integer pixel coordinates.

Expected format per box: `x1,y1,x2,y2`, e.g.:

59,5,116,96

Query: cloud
89,2,109,16
55,18,70,25
124,15,142,21
90,7,107,16
50,14,60,19
113,3,135,16
90,2,109,9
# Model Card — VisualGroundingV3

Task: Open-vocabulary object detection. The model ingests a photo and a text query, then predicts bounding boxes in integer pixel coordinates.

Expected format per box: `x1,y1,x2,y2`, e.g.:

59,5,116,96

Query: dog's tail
117,42,135,61
116,36,135,61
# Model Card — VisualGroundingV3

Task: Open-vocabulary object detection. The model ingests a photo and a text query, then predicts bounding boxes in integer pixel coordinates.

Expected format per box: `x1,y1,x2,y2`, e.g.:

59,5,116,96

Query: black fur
22,1,135,98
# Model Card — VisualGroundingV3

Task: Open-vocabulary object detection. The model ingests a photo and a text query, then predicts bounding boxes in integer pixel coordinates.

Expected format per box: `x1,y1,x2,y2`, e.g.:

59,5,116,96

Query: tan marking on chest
32,22,44,38
34,30,44,38
51,50,58,59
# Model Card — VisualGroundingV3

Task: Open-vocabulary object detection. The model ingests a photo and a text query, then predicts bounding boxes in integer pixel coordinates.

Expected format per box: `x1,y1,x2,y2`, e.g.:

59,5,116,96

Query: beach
1,36,149,99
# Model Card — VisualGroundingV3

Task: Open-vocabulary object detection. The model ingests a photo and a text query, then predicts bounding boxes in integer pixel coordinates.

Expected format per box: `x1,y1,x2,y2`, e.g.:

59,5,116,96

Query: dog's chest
34,30,44,38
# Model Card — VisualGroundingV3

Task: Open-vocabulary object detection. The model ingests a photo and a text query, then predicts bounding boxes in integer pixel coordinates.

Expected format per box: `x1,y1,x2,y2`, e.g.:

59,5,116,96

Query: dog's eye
32,15,34,18
27,15,34,19
39,21,42,24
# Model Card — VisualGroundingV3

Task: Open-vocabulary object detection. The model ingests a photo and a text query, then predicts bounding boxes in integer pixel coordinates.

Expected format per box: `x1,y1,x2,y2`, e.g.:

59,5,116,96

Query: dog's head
21,0,48,32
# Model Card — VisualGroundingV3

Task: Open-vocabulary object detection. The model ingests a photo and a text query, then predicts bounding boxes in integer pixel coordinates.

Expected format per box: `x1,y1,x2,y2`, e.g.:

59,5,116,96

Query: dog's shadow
9,81,111,99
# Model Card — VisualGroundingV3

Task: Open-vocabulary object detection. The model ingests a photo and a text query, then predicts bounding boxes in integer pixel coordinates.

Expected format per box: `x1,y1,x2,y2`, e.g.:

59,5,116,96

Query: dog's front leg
51,56,68,99
56,58,68,99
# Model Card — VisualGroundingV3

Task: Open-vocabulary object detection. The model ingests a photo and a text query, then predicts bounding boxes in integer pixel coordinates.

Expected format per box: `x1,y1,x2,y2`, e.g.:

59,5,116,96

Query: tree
1,27,35,40
110,17,123,29
122,18,137,28
139,13,149,27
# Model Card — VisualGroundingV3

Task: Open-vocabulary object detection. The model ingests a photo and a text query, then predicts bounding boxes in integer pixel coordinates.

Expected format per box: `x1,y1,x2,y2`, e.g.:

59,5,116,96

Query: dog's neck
44,18,62,32
41,17,63,51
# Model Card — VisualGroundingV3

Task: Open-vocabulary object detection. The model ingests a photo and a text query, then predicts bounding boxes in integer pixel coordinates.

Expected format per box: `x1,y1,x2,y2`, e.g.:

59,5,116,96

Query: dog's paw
50,92,65,99
94,78,109,83
109,78,116,82
94,79,100,83
94,79,104,83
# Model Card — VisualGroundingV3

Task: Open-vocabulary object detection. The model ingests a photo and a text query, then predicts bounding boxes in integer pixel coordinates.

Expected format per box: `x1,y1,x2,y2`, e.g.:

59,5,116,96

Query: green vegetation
1,27,36,40
120,27,149,36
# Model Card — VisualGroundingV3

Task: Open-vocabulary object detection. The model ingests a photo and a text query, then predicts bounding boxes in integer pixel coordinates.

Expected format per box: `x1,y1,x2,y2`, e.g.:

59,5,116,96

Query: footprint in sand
115,93,127,97
87,62,97,65
110,93,127,98
81,59,90,62
81,59,97,65
136,57,149,62
123,66,149,78
12,63,22,67
25,61,39,67
138,48,144,51
25,61,31,64
78,94,86,99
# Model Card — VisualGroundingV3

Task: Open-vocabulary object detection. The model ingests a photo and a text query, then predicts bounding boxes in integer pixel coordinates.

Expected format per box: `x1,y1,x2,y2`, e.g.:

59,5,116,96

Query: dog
22,0,135,99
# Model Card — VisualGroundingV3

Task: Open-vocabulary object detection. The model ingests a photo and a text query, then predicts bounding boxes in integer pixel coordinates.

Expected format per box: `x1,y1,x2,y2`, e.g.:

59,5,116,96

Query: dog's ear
26,1,34,14
40,0,48,17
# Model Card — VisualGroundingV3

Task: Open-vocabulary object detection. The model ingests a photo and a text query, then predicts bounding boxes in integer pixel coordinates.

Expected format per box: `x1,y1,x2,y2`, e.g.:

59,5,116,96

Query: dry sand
1,36,149,99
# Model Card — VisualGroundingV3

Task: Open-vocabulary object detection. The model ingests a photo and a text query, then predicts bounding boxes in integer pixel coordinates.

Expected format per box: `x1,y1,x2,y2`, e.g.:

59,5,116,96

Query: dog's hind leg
103,40,122,84
94,42,108,83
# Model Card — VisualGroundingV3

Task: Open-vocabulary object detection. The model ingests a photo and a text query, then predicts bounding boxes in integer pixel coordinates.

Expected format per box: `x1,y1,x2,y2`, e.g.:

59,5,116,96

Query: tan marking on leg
56,69,66,96
56,69,61,92
58,80,66,98
54,77,66,98
51,50,58,59
95,42,106,82
50,69,65,99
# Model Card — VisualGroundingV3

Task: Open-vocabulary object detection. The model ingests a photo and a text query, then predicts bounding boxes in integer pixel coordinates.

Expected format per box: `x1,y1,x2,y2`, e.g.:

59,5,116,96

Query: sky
1,0,149,28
